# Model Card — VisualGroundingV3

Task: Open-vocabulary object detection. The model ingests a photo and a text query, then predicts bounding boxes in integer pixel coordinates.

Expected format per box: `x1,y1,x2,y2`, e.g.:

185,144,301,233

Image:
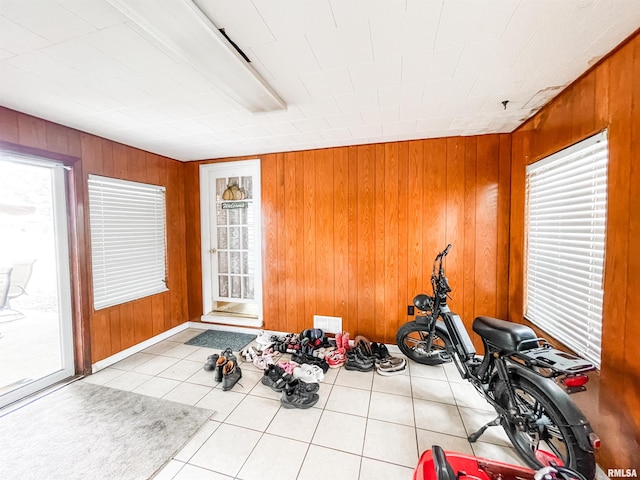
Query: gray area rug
0,381,213,480
185,329,256,351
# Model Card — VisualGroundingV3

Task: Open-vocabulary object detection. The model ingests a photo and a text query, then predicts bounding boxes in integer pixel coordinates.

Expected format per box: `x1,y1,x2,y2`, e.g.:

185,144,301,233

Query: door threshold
201,314,262,328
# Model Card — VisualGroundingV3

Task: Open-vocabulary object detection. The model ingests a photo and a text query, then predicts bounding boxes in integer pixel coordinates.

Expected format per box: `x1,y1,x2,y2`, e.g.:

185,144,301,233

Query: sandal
253,351,275,369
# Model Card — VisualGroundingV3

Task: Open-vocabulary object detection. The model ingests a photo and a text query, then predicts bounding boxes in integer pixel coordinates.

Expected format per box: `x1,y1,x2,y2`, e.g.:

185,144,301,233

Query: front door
200,160,262,327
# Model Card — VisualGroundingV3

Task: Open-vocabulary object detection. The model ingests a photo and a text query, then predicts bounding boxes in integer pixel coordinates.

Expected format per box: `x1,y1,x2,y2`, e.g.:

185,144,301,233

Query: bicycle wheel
396,321,452,364
497,376,595,479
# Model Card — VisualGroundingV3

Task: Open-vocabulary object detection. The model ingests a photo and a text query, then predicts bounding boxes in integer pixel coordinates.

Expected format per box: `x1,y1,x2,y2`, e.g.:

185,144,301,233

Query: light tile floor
82,328,526,480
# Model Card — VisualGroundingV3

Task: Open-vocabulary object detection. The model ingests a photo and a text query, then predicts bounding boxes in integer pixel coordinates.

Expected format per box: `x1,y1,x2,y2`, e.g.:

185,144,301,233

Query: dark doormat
185,329,257,351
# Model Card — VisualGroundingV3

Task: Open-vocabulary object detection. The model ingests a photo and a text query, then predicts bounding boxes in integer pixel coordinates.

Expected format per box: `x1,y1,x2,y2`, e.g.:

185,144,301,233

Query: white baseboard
91,323,190,373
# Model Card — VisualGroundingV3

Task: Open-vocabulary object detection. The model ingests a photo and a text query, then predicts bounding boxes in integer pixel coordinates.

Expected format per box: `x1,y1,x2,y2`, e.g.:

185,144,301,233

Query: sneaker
261,364,291,392
299,363,324,382
255,330,273,348
377,355,405,368
335,332,343,349
326,348,346,368
203,354,219,371
371,342,392,360
284,378,320,394
291,352,330,373
281,384,320,409
376,361,407,376
293,365,317,383
344,349,375,372
222,361,242,391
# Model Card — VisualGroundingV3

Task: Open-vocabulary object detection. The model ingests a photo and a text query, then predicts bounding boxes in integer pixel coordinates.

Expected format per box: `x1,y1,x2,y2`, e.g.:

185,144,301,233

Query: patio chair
0,267,12,310
6,259,36,308
0,266,23,321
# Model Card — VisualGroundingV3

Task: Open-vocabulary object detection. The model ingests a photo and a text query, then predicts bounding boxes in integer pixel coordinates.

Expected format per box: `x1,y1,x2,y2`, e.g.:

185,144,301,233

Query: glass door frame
0,154,75,409
199,160,263,327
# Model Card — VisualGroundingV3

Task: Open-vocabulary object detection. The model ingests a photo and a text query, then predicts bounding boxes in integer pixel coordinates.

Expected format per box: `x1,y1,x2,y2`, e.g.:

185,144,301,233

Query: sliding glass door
0,153,74,409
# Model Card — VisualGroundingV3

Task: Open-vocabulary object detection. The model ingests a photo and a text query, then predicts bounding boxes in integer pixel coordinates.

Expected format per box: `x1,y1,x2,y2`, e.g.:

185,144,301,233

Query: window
525,131,608,368
88,175,167,310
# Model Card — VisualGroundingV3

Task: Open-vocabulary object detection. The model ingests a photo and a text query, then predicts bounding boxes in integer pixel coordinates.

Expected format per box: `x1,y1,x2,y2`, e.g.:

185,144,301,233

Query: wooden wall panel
383,142,398,341
333,148,349,323
496,134,511,319
509,31,640,470
303,151,317,329
188,133,511,344
357,144,375,337
407,141,424,305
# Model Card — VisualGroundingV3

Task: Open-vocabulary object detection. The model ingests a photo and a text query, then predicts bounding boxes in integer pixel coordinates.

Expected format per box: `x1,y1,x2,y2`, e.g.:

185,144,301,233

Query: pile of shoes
202,348,243,391
290,328,331,372
261,364,320,409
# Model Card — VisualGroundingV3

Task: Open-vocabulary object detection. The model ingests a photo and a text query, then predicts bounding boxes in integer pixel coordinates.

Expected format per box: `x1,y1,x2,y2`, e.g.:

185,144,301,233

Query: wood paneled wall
509,31,640,470
185,134,512,346
0,107,189,367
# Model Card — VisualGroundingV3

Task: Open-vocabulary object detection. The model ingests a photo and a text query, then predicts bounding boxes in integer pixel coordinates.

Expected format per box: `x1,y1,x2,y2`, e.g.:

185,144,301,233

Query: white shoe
255,330,273,348
301,363,325,382
376,360,407,376
293,366,317,383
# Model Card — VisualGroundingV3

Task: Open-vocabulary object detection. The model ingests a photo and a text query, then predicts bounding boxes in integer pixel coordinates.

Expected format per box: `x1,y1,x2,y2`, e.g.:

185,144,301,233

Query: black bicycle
396,245,600,479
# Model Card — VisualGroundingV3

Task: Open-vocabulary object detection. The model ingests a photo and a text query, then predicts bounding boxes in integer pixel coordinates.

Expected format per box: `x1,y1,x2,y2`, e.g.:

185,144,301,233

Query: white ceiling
1,0,639,161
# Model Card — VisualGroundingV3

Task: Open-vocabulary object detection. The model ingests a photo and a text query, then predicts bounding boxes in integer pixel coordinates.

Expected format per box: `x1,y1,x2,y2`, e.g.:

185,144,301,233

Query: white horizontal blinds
88,175,168,310
525,131,608,369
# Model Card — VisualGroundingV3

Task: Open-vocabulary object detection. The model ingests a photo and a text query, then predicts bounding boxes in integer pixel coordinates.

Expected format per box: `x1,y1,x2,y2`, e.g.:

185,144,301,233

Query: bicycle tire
497,375,596,479
396,321,452,364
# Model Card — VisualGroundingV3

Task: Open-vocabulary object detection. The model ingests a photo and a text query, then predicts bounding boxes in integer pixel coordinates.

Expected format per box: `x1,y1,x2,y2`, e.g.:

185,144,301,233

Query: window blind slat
88,174,168,310
525,131,607,369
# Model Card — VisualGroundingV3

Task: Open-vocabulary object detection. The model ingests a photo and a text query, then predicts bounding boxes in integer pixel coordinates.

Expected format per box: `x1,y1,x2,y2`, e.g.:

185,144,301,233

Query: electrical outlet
408,305,415,316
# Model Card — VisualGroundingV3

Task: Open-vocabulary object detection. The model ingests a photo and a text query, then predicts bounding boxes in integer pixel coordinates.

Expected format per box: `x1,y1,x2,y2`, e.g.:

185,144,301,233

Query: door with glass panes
201,160,262,326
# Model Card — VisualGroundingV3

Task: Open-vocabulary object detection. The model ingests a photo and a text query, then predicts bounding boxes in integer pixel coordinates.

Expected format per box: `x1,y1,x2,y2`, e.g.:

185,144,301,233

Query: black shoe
345,349,375,372
371,342,391,360
203,354,219,371
260,364,290,392
291,352,330,373
222,361,242,391
280,384,319,409
284,378,320,394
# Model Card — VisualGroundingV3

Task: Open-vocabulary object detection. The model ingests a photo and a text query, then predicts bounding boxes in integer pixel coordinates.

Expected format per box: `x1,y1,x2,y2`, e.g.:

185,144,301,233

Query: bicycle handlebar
432,245,453,297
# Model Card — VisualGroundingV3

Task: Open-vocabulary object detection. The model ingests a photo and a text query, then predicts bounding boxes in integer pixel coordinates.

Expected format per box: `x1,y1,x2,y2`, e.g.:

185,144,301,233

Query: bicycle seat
472,316,537,352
